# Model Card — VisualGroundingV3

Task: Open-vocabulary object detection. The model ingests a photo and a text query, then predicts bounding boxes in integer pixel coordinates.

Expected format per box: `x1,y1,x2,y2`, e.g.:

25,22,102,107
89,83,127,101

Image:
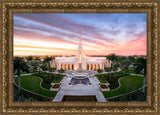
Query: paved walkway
14,72,38,77
53,76,106,102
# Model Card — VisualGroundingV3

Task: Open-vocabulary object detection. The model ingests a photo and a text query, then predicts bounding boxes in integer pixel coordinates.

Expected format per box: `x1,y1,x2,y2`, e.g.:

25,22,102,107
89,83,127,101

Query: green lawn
14,85,50,101
103,75,144,98
14,76,57,98
120,69,143,75
20,72,28,75
20,69,37,75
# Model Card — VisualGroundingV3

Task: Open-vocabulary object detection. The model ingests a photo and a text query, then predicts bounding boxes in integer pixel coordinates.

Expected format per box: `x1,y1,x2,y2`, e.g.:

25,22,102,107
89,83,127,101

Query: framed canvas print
0,0,159,114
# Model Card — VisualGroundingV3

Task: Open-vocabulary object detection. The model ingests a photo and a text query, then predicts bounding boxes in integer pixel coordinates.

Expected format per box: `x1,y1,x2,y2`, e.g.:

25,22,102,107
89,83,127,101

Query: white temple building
51,31,111,71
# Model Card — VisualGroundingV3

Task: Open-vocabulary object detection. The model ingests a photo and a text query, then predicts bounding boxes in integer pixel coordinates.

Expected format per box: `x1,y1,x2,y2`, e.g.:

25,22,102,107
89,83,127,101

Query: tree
113,62,120,77
43,56,53,78
35,56,40,61
106,54,118,62
105,67,111,72
35,56,41,73
58,69,65,73
128,56,136,63
117,56,127,62
14,57,29,91
40,64,48,71
26,56,33,62
49,67,56,72
43,56,53,70
30,61,39,72
113,62,120,71
134,57,146,93
97,69,103,73
121,59,131,74
104,67,112,80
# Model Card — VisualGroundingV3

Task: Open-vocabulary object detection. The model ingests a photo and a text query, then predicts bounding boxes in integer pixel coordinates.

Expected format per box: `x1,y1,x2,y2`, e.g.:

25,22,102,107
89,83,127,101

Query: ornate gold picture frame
0,0,159,114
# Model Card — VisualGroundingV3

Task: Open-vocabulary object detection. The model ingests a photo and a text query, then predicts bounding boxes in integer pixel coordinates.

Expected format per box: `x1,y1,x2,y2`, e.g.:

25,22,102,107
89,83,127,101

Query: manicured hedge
53,84,61,88
99,84,108,88
95,72,129,90
32,73,64,89
96,74,109,83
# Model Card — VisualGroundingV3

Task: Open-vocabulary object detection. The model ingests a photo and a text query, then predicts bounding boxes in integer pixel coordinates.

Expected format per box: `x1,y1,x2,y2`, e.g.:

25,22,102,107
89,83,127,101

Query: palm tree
35,56,41,73
26,56,33,62
14,57,29,91
97,69,103,73
35,56,40,61
113,62,120,77
30,61,39,72
121,59,131,74
128,56,136,63
134,57,146,93
106,54,118,62
43,56,53,78
105,67,112,80
43,56,53,70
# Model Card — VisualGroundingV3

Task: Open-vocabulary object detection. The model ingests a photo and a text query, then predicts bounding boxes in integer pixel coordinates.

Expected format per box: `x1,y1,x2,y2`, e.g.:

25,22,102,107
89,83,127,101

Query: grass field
120,69,143,75
14,85,50,101
14,76,57,98
103,75,144,98
20,72,28,75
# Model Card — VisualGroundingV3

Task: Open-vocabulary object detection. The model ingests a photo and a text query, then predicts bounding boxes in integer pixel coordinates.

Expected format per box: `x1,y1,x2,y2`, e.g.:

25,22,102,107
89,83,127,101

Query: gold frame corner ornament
0,0,159,114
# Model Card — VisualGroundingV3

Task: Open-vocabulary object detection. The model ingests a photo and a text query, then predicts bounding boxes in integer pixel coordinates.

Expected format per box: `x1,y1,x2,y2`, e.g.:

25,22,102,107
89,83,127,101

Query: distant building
51,31,111,71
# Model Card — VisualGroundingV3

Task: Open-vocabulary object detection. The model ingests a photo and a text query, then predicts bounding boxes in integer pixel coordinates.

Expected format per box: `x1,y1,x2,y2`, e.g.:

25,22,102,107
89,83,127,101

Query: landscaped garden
95,72,130,90
32,72,64,89
99,84,108,89
102,75,144,98
120,69,143,75
13,55,146,102
20,69,38,75
14,85,50,101
52,83,61,88
96,74,109,83
108,87,146,101
14,73,64,98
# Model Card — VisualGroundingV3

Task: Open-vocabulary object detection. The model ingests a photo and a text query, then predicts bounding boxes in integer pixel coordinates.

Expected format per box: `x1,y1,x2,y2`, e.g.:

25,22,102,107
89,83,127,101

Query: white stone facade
51,31,111,71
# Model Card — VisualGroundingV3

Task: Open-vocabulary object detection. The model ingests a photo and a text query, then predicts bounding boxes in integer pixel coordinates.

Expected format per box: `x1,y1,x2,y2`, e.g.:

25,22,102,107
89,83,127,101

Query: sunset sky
14,13,146,56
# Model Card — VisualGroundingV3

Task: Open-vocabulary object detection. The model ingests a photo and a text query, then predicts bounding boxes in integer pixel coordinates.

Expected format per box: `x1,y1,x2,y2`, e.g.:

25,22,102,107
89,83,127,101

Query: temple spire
76,29,85,58
79,30,81,44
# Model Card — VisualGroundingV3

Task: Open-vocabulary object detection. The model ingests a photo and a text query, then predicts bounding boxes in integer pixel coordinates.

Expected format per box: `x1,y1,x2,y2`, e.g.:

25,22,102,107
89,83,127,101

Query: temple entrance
97,64,100,70
94,64,96,71
72,64,74,70
91,64,93,70
87,64,89,70
61,64,64,70
65,64,67,71
68,64,70,70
